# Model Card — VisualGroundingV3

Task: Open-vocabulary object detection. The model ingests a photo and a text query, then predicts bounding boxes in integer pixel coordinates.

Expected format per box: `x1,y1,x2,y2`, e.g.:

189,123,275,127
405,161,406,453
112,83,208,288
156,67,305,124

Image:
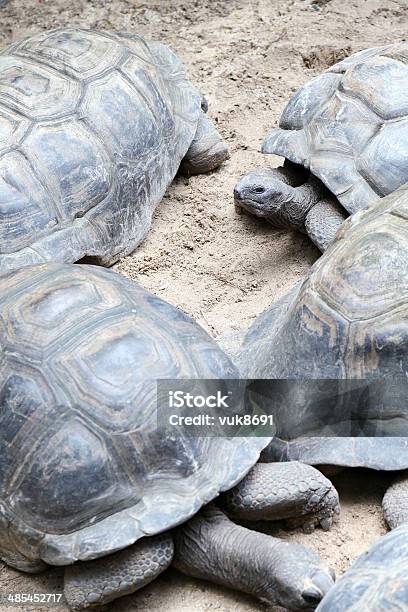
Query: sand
0,0,406,610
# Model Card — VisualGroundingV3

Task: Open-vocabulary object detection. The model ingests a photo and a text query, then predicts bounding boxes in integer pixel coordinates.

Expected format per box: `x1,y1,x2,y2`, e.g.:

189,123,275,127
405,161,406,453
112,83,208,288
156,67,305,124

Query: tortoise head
259,539,336,610
233,167,308,230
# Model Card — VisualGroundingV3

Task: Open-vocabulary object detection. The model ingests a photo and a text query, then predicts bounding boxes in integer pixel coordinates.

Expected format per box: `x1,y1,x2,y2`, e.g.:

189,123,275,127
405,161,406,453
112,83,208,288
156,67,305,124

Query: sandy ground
0,0,407,610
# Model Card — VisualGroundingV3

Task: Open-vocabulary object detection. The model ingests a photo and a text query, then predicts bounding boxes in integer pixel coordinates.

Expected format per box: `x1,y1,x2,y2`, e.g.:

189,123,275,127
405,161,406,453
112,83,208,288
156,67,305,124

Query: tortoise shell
262,43,408,215
0,263,267,567
0,28,202,272
316,523,408,610
238,184,408,470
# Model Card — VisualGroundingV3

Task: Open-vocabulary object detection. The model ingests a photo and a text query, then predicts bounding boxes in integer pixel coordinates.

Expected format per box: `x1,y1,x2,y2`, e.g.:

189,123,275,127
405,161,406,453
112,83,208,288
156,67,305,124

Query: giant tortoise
0,263,337,611
0,28,228,272
317,523,408,610
235,183,408,530
234,42,408,251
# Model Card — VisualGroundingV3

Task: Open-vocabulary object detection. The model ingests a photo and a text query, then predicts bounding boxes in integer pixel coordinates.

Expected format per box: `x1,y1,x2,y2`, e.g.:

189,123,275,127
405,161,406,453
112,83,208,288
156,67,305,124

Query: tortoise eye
254,187,265,194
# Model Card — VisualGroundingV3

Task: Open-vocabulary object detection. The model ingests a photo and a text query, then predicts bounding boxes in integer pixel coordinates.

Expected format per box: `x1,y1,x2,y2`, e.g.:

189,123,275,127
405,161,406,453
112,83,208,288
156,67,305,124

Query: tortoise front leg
221,461,340,533
179,111,229,176
304,197,347,252
174,505,335,610
64,533,173,610
382,470,408,529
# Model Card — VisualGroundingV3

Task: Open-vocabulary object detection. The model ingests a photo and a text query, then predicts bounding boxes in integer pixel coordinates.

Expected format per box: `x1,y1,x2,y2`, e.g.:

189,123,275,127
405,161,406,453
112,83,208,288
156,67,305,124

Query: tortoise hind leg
179,111,229,176
220,461,340,533
0,515,47,573
174,505,334,609
64,533,173,611
382,471,408,529
0,548,47,574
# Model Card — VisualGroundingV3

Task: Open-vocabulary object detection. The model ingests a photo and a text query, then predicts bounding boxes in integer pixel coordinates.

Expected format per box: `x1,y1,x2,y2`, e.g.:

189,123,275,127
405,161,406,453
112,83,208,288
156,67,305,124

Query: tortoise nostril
302,587,323,606
254,186,266,194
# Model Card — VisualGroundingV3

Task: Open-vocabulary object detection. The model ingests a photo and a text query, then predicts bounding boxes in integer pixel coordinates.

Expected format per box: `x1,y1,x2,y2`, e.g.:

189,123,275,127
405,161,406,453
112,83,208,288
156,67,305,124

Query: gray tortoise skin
236,183,408,530
234,42,408,250
0,28,228,272
0,263,338,611
316,523,408,611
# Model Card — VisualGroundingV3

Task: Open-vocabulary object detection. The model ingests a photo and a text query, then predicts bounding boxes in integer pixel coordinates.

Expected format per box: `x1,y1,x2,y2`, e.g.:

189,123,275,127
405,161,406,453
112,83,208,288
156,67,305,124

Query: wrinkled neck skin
174,506,333,610
276,175,328,230
174,508,284,603
297,176,328,208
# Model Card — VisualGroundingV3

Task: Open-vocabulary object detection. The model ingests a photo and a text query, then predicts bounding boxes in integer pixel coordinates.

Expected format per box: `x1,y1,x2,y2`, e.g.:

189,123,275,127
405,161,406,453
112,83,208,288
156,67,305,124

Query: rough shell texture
262,43,408,214
316,523,408,610
0,28,202,272
0,263,268,567
238,183,408,469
